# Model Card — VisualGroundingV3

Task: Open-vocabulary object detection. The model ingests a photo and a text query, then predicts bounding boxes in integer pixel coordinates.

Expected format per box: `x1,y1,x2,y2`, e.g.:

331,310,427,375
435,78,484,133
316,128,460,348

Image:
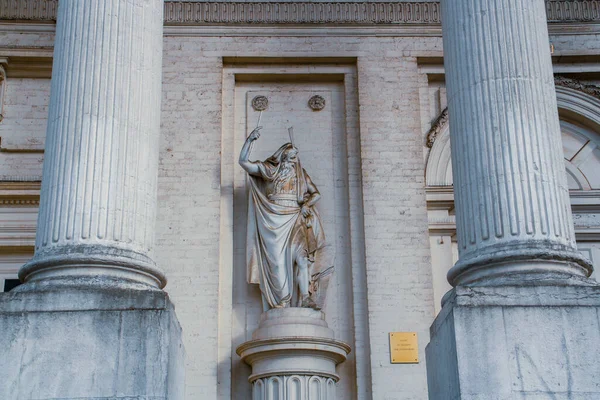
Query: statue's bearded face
283,147,299,163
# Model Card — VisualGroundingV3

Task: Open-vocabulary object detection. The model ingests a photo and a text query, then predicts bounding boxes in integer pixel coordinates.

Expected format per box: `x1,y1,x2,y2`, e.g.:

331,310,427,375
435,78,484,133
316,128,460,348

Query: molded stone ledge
451,282,600,308
0,277,171,313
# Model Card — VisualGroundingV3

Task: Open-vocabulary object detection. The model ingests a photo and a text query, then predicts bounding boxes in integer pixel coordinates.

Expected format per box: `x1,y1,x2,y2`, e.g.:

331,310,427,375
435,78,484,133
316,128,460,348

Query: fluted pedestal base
237,308,351,400
426,284,600,400
0,281,184,400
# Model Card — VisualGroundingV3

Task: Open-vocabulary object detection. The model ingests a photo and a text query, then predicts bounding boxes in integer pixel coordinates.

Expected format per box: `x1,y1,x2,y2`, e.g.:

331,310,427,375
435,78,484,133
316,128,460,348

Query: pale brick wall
2,19,598,400
0,27,447,399
0,77,49,179
156,35,440,400
0,78,49,151
0,30,53,179
357,55,434,399
157,43,224,399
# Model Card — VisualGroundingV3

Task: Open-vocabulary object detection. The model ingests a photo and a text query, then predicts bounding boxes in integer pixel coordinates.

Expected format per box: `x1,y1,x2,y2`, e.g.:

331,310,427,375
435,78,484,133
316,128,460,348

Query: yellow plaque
389,332,419,364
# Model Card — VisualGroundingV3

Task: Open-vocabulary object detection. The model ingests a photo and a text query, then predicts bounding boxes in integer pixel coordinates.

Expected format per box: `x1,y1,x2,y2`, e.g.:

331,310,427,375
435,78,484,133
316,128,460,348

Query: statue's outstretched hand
249,127,262,141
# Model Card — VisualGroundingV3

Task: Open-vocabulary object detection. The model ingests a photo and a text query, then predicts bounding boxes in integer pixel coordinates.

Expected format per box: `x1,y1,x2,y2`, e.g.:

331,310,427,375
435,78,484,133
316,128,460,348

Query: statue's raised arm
239,127,262,177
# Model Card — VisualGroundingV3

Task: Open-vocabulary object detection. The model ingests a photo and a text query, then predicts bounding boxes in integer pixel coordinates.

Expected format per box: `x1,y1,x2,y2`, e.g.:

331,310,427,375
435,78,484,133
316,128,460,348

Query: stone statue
239,126,325,310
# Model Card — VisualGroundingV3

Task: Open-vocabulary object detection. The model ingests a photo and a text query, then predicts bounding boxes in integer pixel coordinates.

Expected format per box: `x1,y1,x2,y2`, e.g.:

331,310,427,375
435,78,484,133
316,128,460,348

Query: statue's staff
256,110,263,129
288,126,295,147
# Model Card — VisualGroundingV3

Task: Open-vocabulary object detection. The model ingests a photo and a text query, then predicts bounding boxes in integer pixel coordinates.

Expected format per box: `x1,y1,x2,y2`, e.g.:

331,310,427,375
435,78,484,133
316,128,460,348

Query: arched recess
425,85,600,190
425,81,600,314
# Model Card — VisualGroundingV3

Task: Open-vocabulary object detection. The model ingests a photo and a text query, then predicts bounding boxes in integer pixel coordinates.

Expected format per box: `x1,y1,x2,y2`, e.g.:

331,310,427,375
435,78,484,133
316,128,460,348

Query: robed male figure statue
239,126,325,310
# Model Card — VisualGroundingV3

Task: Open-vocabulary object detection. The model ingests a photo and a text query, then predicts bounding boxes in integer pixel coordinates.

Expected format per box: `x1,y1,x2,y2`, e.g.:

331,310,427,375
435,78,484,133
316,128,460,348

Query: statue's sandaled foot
301,296,321,311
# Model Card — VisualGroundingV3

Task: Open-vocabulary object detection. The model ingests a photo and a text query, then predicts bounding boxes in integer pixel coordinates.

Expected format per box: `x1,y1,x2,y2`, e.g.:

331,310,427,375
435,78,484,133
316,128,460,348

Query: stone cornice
0,1,599,24
0,181,40,206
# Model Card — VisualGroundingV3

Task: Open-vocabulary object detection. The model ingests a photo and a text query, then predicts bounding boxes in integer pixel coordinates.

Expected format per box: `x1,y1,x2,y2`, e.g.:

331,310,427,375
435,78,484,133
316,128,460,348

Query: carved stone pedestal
0,280,184,399
426,284,600,399
237,308,351,400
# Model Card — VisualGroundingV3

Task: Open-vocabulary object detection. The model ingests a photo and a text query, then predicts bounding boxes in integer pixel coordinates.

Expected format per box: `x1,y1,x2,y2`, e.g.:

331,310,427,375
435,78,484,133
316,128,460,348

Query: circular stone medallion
308,95,326,111
252,95,269,111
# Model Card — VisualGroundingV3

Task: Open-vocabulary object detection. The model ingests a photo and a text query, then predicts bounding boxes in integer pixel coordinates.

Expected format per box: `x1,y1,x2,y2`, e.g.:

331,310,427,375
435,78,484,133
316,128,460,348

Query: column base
237,308,351,399
448,241,593,287
426,284,600,400
20,245,167,288
0,283,185,400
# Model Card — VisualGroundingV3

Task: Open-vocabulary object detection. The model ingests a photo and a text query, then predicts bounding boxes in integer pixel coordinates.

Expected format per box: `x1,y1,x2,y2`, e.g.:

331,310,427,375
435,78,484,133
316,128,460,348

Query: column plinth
19,0,165,288
237,309,350,399
442,0,592,287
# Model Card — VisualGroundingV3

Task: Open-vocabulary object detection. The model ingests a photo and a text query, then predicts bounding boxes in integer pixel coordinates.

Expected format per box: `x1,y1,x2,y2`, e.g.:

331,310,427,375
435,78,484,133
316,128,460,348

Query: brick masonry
0,23,599,400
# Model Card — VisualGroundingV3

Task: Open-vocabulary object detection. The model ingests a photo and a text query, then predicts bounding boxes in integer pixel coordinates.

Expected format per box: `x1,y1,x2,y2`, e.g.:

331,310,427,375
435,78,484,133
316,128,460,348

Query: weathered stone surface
0,282,185,400
426,285,600,400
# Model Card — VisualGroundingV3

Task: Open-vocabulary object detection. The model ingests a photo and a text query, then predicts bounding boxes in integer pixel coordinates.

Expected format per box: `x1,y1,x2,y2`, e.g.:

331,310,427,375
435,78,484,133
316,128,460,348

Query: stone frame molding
0,58,6,122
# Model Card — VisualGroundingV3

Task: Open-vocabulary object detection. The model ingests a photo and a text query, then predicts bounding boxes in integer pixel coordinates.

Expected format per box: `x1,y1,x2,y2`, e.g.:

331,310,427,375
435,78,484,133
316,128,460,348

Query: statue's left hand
301,205,312,218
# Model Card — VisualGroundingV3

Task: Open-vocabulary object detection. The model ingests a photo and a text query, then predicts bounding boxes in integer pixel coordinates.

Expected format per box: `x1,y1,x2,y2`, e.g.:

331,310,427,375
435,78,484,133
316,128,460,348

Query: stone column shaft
20,0,166,287
441,0,592,286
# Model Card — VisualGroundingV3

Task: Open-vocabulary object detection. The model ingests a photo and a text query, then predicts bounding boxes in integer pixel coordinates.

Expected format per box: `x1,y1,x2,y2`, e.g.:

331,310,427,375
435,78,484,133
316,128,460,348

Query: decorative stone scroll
1,1,599,24
554,76,600,100
425,107,448,148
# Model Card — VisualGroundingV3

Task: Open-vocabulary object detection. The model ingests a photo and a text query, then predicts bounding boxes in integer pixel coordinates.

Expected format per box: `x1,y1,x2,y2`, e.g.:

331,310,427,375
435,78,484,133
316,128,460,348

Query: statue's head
282,146,299,163
266,143,300,166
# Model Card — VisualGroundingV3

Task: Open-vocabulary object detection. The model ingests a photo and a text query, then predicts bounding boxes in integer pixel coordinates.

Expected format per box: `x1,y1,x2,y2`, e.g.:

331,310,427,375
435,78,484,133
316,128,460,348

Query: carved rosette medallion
308,95,326,111
252,95,269,111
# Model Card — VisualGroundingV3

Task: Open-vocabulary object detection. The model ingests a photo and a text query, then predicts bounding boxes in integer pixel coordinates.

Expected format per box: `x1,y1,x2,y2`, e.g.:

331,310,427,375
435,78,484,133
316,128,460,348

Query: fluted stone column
442,0,592,287
0,2,184,399
426,1,600,398
20,0,165,288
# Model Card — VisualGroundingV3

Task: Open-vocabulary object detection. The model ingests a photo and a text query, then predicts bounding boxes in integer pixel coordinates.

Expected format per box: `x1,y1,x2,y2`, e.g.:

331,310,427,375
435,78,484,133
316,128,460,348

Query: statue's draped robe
246,149,325,309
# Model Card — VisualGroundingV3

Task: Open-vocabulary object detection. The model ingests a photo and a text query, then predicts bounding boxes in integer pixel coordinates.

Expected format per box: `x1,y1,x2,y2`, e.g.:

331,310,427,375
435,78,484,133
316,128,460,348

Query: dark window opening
4,279,22,292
